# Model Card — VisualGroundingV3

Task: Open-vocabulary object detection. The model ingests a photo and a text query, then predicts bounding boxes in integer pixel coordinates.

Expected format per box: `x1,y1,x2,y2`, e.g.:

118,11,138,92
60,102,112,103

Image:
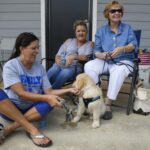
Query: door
45,0,93,69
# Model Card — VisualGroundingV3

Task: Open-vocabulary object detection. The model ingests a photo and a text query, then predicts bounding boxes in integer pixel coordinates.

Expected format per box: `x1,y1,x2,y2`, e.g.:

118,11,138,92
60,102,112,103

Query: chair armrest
133,58,141,63
40,57,55,64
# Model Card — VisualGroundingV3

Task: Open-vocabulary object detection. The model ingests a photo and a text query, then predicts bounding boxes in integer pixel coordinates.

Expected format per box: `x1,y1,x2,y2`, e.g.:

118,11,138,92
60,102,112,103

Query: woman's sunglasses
109,9,122,14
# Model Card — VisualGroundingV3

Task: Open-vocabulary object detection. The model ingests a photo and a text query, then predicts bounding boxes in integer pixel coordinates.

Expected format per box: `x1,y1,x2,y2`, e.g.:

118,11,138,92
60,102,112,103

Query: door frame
40,0,97,67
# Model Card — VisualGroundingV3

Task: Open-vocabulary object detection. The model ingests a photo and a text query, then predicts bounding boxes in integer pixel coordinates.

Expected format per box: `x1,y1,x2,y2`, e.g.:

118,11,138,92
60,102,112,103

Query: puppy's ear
76,78,85,90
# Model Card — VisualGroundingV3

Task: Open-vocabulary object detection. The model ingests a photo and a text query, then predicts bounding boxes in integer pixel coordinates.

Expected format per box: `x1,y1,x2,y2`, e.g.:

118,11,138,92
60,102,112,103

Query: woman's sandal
103,104,113,120
26,131,53,147
0,123,5,144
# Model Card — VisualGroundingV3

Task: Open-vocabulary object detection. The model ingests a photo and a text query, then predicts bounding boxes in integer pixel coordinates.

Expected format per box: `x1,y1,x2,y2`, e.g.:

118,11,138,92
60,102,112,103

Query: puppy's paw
92,121,100,128
72,116,80,123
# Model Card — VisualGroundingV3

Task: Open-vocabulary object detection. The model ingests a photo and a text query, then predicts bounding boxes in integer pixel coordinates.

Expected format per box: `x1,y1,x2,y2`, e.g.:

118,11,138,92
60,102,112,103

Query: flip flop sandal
26,132,53,147
0,123,5,144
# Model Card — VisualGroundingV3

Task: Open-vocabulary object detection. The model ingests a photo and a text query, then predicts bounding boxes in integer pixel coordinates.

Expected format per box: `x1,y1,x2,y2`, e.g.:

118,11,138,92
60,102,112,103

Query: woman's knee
84,62,97,76
47,64,61,78
60,69,74,79
0,98,18,121
0,89,9,101
84,61,92,73
84,60,98,73
34,102,53,117
113,66,129,78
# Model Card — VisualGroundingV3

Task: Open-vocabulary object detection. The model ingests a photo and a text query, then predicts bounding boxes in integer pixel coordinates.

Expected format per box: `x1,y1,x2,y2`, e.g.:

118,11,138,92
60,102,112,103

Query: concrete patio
0,92,150,150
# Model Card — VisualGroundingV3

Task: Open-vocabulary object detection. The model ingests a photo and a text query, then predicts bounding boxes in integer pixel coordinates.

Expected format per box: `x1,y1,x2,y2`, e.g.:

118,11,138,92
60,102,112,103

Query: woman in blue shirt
85,1,137,120
0,33,79,147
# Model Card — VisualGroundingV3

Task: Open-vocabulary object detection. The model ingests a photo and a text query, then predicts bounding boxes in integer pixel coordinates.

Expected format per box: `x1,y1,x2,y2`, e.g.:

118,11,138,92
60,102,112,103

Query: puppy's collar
83,96,101,108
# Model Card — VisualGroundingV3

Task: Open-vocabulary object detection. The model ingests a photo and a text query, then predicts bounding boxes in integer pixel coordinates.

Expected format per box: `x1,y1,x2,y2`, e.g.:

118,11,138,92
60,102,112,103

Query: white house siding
0,0,40,38
0,0,41,61
97,0,150,50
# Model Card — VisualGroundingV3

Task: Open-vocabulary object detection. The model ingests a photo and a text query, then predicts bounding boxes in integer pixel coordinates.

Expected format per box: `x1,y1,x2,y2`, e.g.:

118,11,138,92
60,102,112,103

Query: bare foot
105,104,111,112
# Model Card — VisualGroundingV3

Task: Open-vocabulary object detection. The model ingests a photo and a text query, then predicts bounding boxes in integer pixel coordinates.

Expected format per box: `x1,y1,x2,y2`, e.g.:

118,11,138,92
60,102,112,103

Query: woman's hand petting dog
69,87,81,95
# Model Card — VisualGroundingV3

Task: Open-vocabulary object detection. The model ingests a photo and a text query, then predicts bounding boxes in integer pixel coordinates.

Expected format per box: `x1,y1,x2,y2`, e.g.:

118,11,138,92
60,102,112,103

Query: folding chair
126,30,142,114
99,30,142,115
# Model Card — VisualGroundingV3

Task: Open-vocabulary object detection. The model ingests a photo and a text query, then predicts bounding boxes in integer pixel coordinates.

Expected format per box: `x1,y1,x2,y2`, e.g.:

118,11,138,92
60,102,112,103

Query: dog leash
0,123,5,144
97,52,135,86
107,52,134,73
58,99,77,128
97,55,107,86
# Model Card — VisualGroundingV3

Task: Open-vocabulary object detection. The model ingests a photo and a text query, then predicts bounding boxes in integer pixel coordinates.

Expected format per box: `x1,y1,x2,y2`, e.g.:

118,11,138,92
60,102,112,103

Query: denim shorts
0,89,9,101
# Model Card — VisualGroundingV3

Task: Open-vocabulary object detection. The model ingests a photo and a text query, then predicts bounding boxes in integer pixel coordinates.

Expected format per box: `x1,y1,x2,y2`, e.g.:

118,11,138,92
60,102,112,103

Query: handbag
133,87,150,115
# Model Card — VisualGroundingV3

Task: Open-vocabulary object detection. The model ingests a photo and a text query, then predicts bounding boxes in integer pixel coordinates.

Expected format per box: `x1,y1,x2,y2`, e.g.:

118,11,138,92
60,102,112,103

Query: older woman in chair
84,1,138,120
47,20,93,89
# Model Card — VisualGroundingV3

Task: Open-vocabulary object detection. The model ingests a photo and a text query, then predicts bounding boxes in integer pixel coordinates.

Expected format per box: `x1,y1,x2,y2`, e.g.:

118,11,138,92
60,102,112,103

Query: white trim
41,0,46,68
92,0,97,41
40,0,97,66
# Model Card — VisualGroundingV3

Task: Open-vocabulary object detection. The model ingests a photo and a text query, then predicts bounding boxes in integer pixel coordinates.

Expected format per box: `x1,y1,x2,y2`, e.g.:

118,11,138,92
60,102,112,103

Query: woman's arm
95,52,110,60
11,83,48,101
10,83,62,107
76,55,89,61
77,41,94,61
44,87,79,96
55,55,61,65
110,44,135,58
95,44,135,60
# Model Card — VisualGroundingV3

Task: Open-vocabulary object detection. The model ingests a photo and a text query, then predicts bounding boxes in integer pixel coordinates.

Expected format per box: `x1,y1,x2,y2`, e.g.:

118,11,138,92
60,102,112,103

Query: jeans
47,63,76,89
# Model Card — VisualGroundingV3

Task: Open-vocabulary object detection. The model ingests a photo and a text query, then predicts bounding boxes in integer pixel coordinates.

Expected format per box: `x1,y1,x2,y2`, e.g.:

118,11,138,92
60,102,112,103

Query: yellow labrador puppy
72,73,106,128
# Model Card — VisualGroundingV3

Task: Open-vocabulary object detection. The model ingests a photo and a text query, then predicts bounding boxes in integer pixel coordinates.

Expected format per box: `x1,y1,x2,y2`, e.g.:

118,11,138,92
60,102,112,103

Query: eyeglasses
109,9,122,14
